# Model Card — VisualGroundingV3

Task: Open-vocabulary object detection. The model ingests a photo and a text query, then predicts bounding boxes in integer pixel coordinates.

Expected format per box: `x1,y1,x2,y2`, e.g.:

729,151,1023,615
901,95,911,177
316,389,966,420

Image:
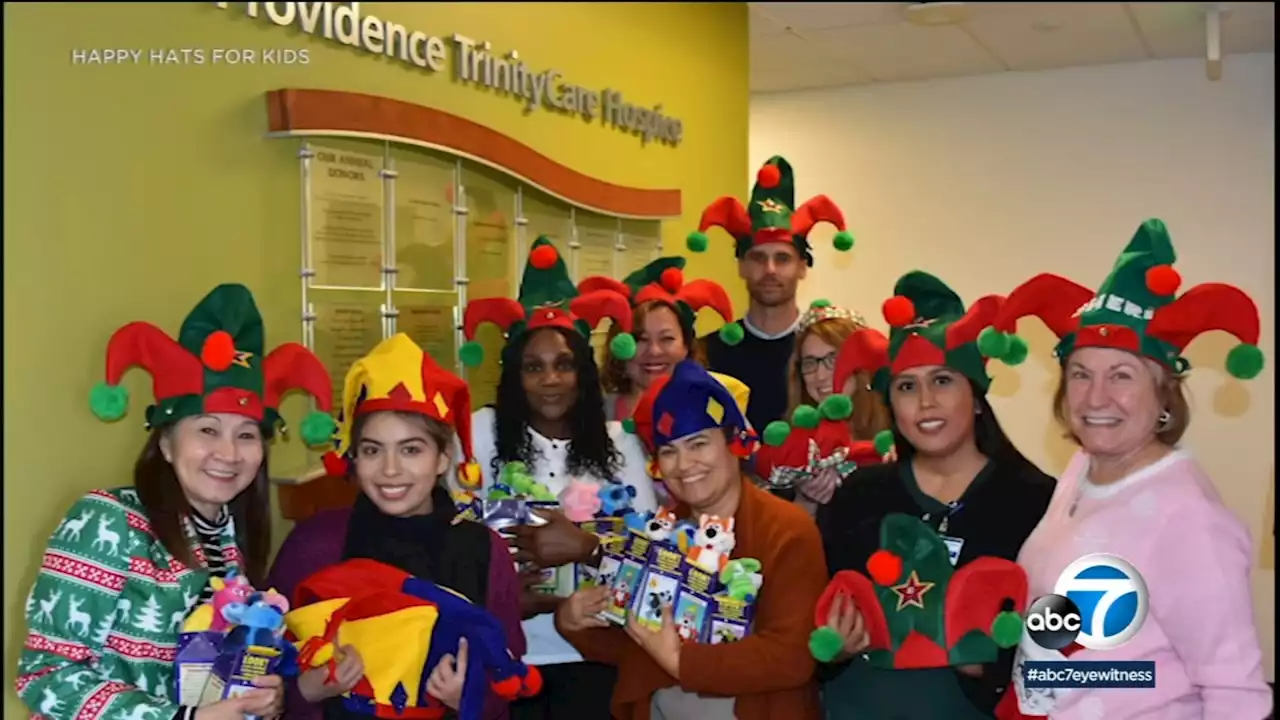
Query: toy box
629,543,685,632
707,595,756,645
600,530,654,624
576,533,627,589
671,559,718,643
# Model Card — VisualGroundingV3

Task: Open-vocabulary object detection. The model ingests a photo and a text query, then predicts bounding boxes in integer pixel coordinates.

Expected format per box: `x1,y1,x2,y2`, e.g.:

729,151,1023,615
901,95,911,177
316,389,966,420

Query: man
688,155,856,434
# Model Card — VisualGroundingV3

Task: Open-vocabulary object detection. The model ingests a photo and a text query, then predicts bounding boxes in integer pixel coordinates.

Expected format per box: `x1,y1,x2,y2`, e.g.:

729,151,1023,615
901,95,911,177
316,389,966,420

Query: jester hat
581,256,745,347
686,156,856,266
89,283,335,445
321,333,481,488
809,513,1027,669
755,395,883,490
626,360,757,458
286,559,541,720
460,236,635,367
980,218,1265,379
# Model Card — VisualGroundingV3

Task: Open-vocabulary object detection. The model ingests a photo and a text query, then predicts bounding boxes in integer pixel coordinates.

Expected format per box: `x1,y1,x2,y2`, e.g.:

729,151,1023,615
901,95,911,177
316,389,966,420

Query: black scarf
342,485,458,583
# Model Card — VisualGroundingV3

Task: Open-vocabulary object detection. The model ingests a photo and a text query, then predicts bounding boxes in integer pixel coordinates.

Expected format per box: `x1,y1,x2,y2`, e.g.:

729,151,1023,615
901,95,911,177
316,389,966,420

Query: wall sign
214,2,684,147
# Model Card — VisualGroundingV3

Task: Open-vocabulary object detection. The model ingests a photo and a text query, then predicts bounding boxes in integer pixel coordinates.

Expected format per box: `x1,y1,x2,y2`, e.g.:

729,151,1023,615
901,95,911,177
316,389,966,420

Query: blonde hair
1052,358,1192,447
787,317,892,442
601,299,706,395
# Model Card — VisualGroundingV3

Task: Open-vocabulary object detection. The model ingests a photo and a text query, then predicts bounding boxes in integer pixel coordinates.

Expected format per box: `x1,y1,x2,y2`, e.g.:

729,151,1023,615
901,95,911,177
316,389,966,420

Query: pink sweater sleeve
1147,499,1271,718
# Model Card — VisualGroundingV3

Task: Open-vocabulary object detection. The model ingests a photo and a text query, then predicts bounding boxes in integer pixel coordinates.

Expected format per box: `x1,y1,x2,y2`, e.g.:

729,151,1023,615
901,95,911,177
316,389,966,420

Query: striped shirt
177,506,232,720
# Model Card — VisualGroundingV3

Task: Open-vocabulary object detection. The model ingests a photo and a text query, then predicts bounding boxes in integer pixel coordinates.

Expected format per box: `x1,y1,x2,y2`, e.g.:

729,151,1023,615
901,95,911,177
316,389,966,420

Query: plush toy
559,479,602,522
500,462,557,501
719,559,764,603
286,559,542,720
686,515,736,574
223,591,290,649
672,519,698,554
622,510,652,535
757,396,882,491
598,484,637,516
643,507,680,542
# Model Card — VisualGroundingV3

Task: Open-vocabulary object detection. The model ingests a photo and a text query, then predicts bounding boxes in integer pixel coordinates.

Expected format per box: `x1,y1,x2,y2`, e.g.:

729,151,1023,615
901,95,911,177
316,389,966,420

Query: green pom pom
763,420,791,447
873,429,895,456
792,405,820,430
299,411,337,447
621,418,636,434
459,341,485,368
1002,335,1029,366
977,326,1010,359
991,610,1024,649
809,626,845,663
89,382,129,422
719,322,745,346
686,231,709,253
810,298,832,309
832,231,855,252
820,394,853,421
610,332,637,361
1226,343,1264,380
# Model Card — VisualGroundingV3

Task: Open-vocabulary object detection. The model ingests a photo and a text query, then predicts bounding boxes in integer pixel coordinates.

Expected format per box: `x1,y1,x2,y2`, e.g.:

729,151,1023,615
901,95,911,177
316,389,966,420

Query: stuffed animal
488,483,515,500
500,462,557,502
559,480,602,522
719,558,763,603
672,519,698,553
223,591,290,649
622,510,652,535
599,484,637,516
210,573,254,631
644,507,680,542
686,515,736,574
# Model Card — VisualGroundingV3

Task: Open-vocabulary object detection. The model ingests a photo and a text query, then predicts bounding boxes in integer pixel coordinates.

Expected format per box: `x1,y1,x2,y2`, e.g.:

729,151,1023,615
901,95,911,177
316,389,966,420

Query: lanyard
936,501,964,534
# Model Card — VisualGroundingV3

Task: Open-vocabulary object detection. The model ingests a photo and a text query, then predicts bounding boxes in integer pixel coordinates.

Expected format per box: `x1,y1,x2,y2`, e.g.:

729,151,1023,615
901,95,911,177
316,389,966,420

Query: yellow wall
3,1,748,706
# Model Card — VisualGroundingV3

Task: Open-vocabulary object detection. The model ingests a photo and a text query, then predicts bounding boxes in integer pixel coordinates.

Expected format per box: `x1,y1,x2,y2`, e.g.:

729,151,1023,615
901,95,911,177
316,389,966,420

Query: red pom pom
200,330,237,371
1145,264,1181,296
529,244,558,270
882,296,916,328
867,549,903,586
520,666,544,696
659,267,684,292
322,451,348,478
491,675,522,700
757,163,781,189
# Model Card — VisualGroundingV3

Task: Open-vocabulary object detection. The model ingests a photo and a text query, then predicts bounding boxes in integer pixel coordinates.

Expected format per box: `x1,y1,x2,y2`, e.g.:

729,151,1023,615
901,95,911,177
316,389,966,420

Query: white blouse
462,406,659,665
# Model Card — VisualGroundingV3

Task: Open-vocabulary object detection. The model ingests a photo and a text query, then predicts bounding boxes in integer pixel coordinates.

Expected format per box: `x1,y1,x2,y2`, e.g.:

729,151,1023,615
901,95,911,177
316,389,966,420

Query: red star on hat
891,570,935,611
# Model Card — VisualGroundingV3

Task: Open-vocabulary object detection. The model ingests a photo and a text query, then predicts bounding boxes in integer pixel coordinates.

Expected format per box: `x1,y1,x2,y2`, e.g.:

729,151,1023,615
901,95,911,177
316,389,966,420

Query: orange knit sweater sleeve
678,513,829,696
555,620,629,667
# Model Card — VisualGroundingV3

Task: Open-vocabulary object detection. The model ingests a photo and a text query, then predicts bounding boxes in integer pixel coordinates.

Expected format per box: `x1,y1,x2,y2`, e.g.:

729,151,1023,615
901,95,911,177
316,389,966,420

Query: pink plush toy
560,479,602,522
209,573,254,631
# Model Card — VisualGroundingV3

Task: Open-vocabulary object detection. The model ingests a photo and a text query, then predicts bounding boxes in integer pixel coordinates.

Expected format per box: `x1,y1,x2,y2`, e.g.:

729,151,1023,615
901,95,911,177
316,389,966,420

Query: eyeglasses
799,352,837,374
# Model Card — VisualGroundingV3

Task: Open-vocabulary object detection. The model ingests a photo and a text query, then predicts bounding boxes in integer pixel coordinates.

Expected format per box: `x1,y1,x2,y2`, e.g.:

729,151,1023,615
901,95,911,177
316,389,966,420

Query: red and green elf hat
459,236,636,367
755,395,883,490
580,256,745,347
809,513,1028,669
685,156,856,267
980,218,1264,379
89,283,336,446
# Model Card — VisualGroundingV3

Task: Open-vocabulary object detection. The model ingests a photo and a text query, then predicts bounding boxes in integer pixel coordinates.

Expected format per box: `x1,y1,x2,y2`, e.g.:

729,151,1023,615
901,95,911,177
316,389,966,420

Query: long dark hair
492,326,622,481
890,379,1037,471
133,428,272,585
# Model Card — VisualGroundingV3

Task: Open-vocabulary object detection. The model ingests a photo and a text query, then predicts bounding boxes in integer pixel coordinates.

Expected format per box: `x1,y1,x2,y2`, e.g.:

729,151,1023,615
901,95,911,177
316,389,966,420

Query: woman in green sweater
814,272,1055,719
15,284,335,720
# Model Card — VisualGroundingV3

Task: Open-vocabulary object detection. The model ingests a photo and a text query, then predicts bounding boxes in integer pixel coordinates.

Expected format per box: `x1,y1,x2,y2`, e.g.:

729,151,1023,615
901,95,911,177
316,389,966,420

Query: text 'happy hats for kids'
687,156,856,267
581,256,745,347
460,236,636,366
981,218,1264,379
626,360,757,460
90,283,335,445
321,333,482,488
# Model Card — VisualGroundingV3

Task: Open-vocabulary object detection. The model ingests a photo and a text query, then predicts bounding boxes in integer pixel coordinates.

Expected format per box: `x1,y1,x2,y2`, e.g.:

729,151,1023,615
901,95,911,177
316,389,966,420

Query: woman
556,359,829,719
815,271,1056,719
268,333,525,719
786,299,892,512
459,237,657,720
16,284,333,720
594,256,738,422
984,218,1270,719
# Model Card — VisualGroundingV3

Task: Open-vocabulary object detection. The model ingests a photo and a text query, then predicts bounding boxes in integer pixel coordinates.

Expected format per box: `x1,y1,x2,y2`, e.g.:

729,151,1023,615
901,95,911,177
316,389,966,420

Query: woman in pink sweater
984,218,1271,720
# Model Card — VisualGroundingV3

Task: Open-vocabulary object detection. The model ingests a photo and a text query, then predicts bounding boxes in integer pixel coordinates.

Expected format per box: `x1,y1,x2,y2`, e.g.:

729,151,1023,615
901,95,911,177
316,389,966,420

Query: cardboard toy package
630,543,686,632
707,595,756,645
600,530,655,624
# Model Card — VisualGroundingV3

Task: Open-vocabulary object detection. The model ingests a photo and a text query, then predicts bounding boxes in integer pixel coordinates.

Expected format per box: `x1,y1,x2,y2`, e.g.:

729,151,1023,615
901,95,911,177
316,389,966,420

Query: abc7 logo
1026,553,1149,651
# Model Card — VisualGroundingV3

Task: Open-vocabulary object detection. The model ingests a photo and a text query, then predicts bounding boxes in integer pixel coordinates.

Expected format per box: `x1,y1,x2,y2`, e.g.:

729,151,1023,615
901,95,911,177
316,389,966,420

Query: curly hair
787,316,892,442
601,299,707,395
492,326,622,481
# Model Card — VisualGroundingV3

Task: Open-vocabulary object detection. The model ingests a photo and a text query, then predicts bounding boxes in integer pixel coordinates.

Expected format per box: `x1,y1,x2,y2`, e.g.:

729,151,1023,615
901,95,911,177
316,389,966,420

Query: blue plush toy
222,593,287,649
599,484,637,516
623,510,652,535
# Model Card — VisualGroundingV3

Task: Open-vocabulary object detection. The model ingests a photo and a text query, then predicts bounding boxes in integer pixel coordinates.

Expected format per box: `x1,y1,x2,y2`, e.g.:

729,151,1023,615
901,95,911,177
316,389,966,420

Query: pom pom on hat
757,163,782,189
458,461,482,489
719,322,745,346
299,411,337,447
201,330,237,372
686,231,709,254
832,231,855,253
873,429,895,456
1226,343,1265,380
459,341,485,369
882,296,916,328
322,451,349,478
820,394,853,421
90,381,129,422
991,610,1024,649
810,298,832,309
809,626,845,663
977,327,1011,359
659,267,684,292
1002,335,1029,366
866,549,903,586
610,332,637,361
621,418,637,434
1145,265,1182,297
529,244,558,270
763,420,790,447
792,405,820,430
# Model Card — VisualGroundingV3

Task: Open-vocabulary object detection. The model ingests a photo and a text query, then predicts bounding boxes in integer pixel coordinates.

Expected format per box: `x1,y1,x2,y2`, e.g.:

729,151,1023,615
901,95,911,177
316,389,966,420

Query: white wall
751,53,1275,679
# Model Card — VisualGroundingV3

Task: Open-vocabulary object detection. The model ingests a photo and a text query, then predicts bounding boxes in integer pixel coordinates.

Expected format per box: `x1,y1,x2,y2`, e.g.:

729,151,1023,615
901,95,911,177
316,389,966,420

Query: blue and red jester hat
628,359,760,467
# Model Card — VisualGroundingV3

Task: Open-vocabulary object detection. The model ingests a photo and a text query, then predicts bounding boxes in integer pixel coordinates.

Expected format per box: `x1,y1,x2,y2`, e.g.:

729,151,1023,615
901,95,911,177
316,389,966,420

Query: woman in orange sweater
556,359,828,720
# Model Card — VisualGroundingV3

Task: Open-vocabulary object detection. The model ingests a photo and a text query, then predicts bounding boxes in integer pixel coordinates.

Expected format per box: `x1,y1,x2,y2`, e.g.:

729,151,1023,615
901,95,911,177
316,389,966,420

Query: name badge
940,535,964,566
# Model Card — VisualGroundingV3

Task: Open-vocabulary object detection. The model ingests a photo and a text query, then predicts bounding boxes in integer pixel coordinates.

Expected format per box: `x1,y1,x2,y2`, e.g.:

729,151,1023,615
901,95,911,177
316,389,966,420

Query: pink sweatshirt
1011,449,1271,720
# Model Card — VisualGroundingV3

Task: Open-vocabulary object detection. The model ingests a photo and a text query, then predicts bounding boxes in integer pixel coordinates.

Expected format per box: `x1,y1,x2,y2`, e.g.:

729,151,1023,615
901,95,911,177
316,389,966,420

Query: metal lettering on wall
214,2,685,147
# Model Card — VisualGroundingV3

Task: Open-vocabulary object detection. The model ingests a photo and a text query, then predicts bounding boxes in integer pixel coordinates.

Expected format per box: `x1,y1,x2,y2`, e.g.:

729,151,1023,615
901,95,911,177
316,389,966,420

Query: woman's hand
800,468,841,505
297,645,364,703
556,586,611,633
824,592,870,661
882,446,898,464
626,604,682,679
518,568,563,619
510,509,598,568
425,638,468,711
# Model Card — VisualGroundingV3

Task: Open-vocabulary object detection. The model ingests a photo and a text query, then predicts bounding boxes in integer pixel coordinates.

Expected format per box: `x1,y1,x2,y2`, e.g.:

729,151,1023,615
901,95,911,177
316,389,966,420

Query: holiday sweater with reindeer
16,488,242,720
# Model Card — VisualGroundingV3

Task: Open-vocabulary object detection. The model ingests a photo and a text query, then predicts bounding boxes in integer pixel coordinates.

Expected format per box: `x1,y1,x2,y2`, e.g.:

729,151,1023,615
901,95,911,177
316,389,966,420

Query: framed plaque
464,165,515,300
575,210,617,282
621,219,662,276
395,150,456,292
397,292,458,369
309,143,385,290
523,190,572,252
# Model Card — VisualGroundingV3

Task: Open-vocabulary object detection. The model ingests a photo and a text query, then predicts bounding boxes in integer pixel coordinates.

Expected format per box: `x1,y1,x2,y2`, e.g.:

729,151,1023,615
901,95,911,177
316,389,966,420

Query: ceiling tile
751,64,874,94
749,5,789,38
750,2,905,32
1131,2,1275,58
963,3,1148,71
751,28,831,72
803,23,1005,83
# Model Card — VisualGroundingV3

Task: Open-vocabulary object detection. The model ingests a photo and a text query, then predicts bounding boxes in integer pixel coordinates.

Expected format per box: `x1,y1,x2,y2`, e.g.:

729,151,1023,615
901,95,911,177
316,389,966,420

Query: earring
1157,410,1172,429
